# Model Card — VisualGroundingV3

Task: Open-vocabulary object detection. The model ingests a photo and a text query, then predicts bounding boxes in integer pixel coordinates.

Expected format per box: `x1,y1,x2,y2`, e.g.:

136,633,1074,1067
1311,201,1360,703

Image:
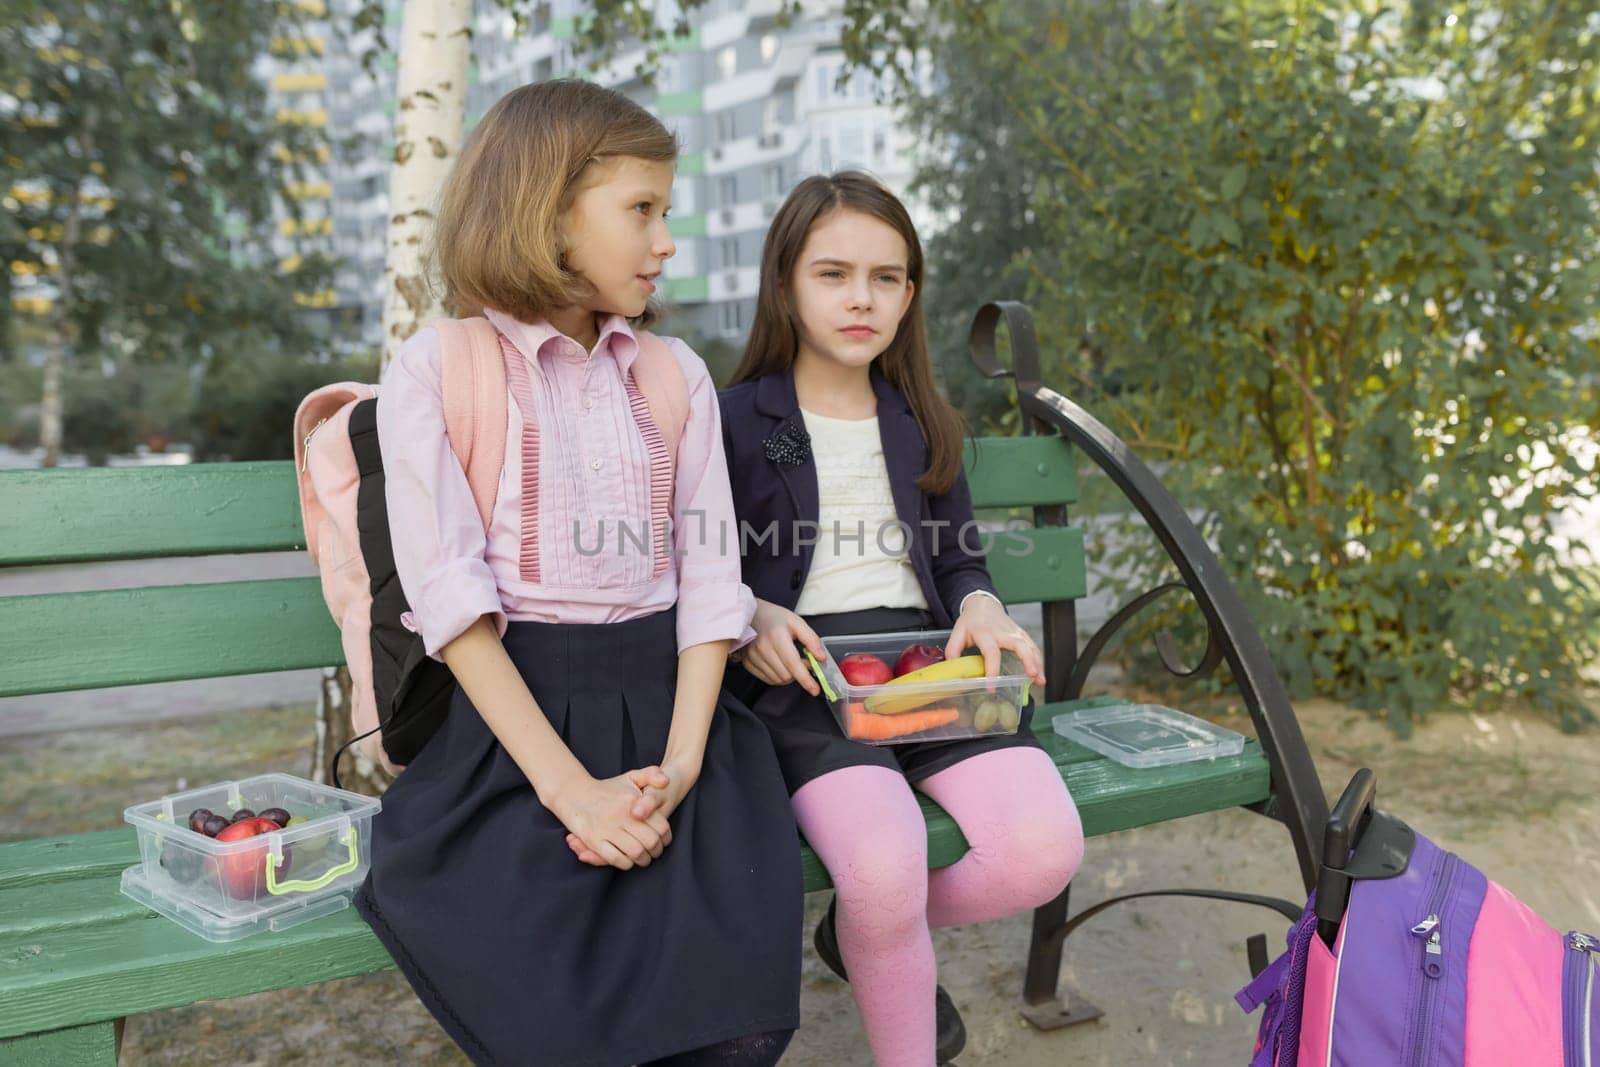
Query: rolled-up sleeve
377,327,508,659
666,339,757,652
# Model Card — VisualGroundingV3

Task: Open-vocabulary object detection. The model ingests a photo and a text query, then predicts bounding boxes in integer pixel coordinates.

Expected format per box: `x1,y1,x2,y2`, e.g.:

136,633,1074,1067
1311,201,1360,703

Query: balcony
661,275,710,303
710,267,760,302
707,200,782,238
667,213,708,239
705,125,804,175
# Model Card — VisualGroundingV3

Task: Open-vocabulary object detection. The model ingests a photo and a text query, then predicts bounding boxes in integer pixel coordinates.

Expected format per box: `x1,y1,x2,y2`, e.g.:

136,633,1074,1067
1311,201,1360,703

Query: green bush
897,0,1600,728
191,345,379,462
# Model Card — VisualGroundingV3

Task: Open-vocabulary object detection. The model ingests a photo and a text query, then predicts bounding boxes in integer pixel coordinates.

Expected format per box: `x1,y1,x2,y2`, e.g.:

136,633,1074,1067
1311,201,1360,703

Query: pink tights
790,747,1084,1066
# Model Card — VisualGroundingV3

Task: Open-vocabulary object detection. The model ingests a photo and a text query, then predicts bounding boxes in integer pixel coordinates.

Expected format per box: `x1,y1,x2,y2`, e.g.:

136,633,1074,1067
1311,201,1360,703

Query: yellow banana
864,655,987,715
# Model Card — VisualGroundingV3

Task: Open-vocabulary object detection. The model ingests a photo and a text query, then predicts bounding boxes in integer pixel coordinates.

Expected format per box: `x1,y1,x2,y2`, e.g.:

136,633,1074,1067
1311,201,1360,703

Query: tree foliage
0,0,333,458
867,0,1600,728
441,0,1600,726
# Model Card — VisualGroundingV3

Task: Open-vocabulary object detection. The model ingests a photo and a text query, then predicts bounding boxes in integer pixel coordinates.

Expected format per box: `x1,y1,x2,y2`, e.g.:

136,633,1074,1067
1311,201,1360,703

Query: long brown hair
433,79,677,324
731,171,966,495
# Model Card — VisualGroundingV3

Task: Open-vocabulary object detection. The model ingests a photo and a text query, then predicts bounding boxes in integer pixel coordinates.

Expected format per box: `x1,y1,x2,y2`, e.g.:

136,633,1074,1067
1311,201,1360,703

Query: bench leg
1020,885,1104,1030
0,1020,119,1066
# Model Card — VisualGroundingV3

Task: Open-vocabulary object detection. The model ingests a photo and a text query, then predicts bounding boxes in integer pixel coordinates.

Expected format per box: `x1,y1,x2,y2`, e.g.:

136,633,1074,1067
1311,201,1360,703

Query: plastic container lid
1051,703,1246,768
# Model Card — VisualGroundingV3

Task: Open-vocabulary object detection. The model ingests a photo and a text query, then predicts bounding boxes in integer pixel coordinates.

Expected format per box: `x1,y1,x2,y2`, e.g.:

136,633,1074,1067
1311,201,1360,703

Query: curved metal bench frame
968,301,1329,1027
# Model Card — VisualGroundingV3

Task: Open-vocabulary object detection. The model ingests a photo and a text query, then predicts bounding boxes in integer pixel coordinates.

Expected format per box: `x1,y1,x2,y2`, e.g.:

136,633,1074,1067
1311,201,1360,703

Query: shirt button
590,458,602,471
584,398,594,410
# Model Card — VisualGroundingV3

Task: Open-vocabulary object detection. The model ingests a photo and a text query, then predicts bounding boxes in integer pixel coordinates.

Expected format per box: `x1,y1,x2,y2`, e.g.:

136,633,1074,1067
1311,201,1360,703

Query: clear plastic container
120,772,381,942
1051,704,1246,768
803,629,1033,746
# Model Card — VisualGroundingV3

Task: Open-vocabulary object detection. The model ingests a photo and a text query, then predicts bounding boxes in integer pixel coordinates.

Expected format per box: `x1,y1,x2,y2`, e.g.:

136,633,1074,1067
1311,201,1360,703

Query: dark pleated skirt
726,606,1046,795
355,609,803,1067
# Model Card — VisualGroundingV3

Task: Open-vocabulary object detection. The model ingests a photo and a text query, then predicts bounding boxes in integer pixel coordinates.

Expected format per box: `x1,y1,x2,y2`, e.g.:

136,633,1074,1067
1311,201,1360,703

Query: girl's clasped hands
557,761,698,870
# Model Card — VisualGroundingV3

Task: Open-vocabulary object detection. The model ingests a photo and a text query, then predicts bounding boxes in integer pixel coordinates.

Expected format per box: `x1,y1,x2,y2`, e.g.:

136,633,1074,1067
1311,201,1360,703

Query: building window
873,128,887,162
760,34,778,63
719,175,737,206
815,62,834,101
715,109,735,143
839,123,865,166
718,46,737,81
720,300,744,335
761,165,781,200
720,237,738,268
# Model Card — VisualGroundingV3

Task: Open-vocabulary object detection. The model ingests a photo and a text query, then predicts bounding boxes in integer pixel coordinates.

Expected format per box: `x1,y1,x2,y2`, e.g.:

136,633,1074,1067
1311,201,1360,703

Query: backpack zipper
1566,931,1597,1067
1405,851,1460,1067
301,418,328,472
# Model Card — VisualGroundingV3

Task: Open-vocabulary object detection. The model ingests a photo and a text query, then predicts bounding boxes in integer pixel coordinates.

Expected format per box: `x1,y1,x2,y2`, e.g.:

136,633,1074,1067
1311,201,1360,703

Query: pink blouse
377,308,755,659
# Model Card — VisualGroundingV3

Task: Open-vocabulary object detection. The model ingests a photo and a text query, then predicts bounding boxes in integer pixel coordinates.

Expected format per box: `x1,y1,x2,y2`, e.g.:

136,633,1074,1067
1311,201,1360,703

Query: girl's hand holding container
944,592,1046,687
740,599,827,695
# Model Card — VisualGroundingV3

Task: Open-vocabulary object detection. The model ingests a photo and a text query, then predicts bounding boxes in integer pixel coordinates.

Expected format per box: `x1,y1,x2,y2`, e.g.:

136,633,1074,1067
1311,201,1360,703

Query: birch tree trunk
380,0,473,369
314,0,473,794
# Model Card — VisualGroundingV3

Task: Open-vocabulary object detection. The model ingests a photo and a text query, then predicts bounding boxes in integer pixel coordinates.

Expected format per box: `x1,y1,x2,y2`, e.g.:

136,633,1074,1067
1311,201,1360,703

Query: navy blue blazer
717,367,997,628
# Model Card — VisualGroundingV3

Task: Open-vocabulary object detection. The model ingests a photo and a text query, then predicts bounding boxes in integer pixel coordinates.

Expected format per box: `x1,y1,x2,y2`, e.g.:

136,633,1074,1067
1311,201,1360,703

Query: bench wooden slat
0,732,1268,1039
988,526,1086,605
0,877,149,939
0,463,304,566
0,579,340,698
0,436,1074,570
0,831,139,891
0,908,397,1041
964,436,1076,509
0,524,1081,699
0,1021,117,1066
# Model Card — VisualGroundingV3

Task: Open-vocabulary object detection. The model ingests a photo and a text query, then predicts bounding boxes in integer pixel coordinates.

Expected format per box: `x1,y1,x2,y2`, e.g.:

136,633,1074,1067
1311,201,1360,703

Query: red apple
838,653,894,687
214,817,284,899
894,644,946,677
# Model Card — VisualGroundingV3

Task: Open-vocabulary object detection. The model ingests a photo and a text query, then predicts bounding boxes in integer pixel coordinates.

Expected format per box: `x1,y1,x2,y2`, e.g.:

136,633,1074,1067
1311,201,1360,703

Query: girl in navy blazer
717,173,1085,1065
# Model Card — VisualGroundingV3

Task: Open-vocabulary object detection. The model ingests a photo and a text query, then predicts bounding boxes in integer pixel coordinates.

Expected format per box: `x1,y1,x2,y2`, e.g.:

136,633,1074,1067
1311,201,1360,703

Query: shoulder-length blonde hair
433,79,677,323
730,171,967,496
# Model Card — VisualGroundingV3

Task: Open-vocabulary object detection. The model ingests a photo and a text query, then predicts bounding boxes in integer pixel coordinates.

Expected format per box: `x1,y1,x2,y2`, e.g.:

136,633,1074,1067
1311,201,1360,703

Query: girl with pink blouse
354,81,800,1067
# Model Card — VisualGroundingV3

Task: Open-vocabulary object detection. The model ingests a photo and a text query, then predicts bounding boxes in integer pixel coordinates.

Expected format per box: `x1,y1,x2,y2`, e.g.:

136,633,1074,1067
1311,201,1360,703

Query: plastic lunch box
120,773,381,942
803,629,1033,745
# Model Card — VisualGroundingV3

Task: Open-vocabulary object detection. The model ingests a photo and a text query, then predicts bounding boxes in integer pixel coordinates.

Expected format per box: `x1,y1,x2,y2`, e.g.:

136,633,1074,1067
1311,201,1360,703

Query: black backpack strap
330,398,458,787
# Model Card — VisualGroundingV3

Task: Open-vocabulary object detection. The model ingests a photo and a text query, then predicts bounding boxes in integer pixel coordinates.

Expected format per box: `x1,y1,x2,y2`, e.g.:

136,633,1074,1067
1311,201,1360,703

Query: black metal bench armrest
969,301,1328,890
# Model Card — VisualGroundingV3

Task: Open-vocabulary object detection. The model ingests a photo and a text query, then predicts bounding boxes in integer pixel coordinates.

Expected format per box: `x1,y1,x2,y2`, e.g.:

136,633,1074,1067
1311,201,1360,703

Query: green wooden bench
0,302,1327,1063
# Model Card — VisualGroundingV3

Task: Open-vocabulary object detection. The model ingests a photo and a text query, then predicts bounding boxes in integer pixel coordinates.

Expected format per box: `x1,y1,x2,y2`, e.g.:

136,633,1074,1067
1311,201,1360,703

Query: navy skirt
726,606,1045,794
355,609,803,1067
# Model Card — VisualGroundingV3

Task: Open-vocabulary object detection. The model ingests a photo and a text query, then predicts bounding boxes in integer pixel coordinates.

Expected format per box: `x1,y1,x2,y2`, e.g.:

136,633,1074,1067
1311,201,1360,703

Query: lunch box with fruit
120,773,381,943
803,629,1033,745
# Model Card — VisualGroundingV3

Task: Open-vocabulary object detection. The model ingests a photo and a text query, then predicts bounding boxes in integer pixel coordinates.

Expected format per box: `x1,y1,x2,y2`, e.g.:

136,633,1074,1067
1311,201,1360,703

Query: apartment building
267,0,921,351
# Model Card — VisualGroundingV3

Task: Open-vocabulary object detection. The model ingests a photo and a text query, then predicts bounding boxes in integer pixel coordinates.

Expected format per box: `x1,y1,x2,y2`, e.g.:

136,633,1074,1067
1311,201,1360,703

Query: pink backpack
293,318,689,782
1238,769,1598,1066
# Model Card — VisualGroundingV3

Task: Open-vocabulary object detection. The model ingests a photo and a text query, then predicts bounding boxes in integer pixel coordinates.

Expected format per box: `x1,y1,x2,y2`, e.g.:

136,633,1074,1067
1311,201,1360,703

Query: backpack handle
1314,769,1376,944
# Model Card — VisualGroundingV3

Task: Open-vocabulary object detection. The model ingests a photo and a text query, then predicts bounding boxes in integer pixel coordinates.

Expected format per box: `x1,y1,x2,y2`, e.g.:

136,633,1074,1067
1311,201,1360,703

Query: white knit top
792,408,930,617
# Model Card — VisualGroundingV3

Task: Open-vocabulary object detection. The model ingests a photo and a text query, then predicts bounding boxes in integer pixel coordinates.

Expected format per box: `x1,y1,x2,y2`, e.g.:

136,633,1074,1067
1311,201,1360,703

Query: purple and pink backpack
293,317,688,782
1239,769,1597,1066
